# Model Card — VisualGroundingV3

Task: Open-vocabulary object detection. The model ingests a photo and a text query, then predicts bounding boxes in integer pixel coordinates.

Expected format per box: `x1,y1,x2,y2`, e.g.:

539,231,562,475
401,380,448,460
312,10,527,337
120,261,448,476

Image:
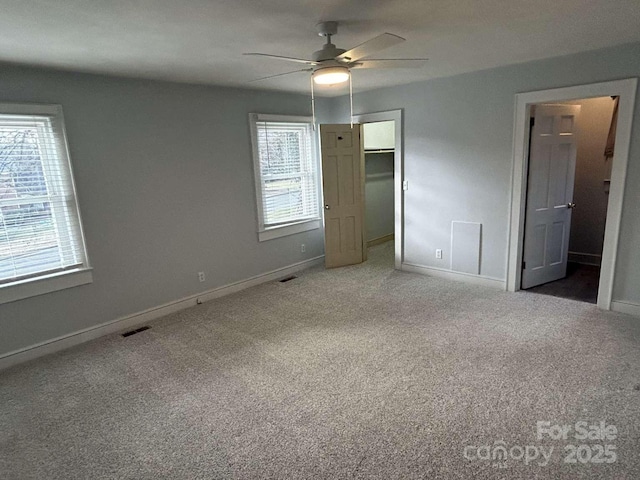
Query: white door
522,104,580,289
320,124,365,268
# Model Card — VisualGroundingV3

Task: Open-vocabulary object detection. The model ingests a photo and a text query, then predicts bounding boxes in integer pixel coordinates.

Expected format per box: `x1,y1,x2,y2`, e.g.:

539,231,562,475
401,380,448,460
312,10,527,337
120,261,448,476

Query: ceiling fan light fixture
312,66,350,85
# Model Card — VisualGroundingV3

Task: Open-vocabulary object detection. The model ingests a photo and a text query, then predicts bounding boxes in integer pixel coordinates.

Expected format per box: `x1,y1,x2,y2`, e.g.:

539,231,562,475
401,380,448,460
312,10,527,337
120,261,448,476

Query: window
249,114,321,241
0,103,91,304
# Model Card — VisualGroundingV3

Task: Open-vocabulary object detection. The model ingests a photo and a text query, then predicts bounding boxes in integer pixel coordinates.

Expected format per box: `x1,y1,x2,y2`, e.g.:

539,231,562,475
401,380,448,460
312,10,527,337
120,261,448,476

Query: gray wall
365,152,394,242
331,42,640,304
566,97,617,261
0,64,329,356
4,40,640,357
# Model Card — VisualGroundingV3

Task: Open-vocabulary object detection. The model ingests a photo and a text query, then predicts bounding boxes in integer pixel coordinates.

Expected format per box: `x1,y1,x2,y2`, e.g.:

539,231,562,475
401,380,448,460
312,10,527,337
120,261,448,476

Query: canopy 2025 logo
463,420,618,468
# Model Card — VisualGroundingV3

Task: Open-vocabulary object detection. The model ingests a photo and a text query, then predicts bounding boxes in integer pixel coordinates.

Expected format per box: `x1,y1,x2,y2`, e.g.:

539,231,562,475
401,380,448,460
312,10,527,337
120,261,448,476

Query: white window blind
250,115,320,234
0,105,89,288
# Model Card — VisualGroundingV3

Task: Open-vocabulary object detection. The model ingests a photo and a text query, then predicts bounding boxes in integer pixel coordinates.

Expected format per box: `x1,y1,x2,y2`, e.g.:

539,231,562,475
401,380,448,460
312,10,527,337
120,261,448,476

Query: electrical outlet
301,244,306,253
435,249,443,259
198,271,206,282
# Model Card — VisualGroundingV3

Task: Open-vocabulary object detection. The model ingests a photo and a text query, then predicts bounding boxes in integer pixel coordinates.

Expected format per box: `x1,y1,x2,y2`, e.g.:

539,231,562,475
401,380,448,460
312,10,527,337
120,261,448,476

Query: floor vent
122,326,151,337
279,275,298,283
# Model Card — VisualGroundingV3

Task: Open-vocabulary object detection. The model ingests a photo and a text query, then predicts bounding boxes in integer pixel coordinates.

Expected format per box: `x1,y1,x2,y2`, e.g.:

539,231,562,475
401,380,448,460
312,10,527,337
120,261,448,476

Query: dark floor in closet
526,262,600,304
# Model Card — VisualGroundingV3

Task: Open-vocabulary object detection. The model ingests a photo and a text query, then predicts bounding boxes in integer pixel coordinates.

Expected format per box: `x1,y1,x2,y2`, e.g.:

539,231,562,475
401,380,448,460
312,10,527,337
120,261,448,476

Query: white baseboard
401,262,506,290
367,234,394,248
611,300,640,317
568,251,602,266
0,255,325,371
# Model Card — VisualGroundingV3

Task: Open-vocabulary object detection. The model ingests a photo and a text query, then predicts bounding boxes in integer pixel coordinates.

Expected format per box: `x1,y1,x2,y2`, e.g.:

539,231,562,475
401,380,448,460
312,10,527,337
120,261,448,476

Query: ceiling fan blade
336,33,405,62
248,68,313,82
350,59,428,69
243,53,318,65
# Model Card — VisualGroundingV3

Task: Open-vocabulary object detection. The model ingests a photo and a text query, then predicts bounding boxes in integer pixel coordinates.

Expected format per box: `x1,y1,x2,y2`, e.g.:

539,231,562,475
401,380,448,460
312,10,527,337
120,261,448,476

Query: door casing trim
506,78,637,309
352,110,403,269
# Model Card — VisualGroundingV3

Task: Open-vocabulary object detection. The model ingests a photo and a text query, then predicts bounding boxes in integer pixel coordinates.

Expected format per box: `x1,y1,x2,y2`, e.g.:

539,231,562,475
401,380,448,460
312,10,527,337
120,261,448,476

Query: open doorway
363,120,395,263
521,97,618,304
507,79,637,311
318,111,403,270
353,110,403,270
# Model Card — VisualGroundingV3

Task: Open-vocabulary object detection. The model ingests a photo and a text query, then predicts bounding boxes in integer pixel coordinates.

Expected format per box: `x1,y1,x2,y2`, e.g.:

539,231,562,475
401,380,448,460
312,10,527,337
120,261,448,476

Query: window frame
249,113,322,242
0,103,92,305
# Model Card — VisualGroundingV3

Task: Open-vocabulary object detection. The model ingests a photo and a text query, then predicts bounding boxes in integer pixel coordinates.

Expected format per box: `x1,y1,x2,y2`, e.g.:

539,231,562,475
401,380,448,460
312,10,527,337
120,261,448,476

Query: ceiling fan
244,21,427,86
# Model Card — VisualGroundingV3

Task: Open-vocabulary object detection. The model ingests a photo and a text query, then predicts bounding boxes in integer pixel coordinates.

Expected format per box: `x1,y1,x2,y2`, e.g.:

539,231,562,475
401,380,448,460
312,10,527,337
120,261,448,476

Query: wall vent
279,275,298,283
122,326,150,337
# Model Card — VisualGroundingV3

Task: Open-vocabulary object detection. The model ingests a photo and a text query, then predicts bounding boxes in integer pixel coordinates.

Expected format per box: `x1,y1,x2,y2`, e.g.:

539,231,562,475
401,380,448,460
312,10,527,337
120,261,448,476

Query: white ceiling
2,0,640,96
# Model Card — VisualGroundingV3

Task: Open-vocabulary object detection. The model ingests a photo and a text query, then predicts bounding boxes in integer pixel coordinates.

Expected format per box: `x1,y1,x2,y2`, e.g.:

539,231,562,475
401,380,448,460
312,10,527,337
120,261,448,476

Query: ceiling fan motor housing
312,44,346,62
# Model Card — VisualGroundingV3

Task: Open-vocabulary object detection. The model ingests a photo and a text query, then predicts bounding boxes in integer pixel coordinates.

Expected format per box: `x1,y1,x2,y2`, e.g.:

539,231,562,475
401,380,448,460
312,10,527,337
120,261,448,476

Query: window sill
258,219,321,242
0,268,93,305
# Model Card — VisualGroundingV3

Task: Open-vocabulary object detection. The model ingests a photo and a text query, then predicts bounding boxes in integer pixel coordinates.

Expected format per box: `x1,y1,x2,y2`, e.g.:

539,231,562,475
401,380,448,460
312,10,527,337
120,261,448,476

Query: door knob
567,202,576,209
324,204,330,210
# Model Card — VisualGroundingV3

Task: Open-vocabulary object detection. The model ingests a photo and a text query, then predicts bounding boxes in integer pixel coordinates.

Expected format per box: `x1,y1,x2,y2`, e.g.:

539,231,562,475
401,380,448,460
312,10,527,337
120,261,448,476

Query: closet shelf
365,172,394,179
364,149,394,154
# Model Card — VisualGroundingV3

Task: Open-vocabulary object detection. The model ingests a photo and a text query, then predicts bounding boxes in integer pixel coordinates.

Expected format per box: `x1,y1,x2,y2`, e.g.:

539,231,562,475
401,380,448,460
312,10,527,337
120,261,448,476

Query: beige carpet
1,242,640,479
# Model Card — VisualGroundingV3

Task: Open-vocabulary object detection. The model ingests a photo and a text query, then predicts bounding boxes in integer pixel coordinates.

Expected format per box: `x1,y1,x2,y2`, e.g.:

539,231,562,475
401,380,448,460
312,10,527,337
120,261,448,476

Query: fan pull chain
310,75,316,130
349,73,354,128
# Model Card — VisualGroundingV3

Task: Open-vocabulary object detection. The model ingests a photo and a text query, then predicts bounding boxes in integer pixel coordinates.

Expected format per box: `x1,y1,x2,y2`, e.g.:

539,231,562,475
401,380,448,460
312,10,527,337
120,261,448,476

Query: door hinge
402,180,409,191
530,117,535,127
522,261,526,270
